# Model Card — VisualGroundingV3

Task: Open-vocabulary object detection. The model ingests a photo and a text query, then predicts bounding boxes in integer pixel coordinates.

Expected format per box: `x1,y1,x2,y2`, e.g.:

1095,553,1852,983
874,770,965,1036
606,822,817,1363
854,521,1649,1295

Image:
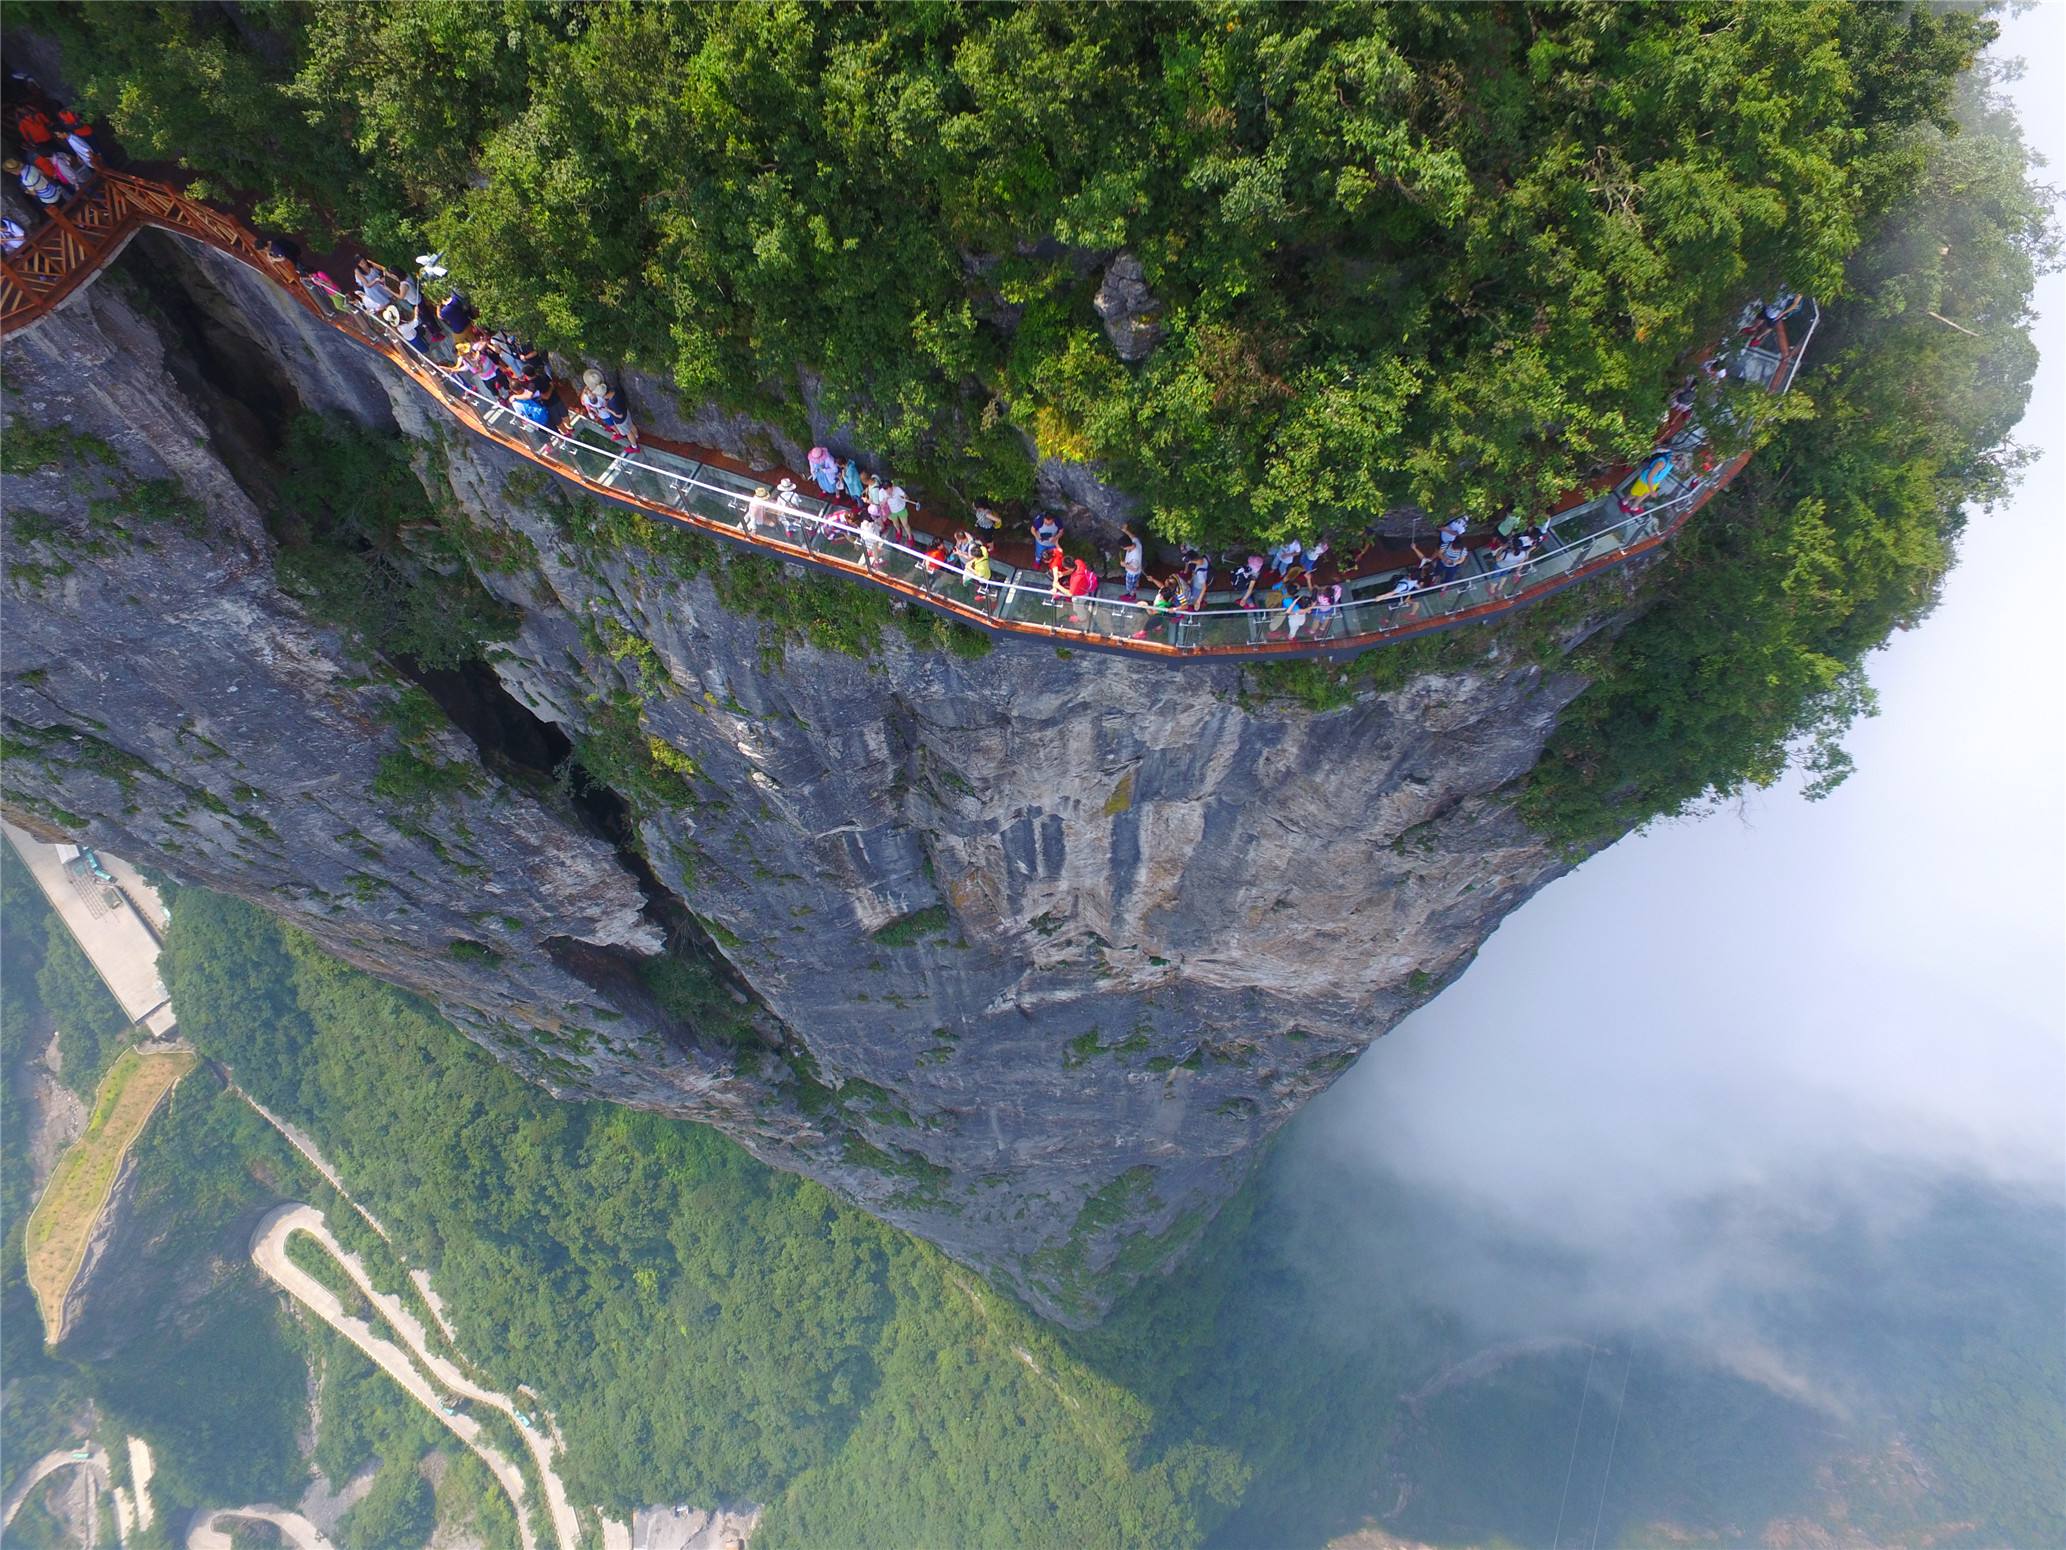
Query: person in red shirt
1065,555,1100,624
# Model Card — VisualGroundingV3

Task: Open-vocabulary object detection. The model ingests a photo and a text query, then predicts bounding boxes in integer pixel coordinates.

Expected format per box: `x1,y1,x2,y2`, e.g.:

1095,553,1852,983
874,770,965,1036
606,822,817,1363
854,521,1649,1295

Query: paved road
185,1506,333,1550
124,1438,154,1532
2,1447,110,1532
270,1207,583,1550
249,1205,544,1550
229,1086,463,1347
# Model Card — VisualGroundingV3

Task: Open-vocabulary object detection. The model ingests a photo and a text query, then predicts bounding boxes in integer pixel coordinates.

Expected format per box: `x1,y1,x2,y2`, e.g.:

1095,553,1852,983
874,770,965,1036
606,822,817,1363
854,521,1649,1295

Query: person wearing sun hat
578,368,641,454
772,476,804,536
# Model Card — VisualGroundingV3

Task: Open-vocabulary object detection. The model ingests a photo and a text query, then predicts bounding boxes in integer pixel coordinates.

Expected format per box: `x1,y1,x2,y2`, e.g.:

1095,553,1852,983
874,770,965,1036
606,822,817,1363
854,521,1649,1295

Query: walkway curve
263,1207,581,1550
249,1204,563,1550
0,170,1814,663
185,1506,333,1550
224,1075,460,1347
2,1446,110,1533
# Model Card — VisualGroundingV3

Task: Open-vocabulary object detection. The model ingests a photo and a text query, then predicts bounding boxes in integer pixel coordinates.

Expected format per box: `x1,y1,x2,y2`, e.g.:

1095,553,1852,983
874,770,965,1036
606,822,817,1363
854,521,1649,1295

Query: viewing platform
0,171,1817,663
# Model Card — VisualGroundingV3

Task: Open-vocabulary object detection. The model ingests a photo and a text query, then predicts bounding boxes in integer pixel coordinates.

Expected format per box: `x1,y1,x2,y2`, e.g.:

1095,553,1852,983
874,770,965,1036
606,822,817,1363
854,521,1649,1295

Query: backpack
1630,452,1673,499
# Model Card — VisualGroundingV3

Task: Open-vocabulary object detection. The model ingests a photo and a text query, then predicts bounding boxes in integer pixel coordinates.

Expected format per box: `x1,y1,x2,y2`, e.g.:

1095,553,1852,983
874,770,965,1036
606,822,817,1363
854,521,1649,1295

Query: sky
1300,0,2066,1361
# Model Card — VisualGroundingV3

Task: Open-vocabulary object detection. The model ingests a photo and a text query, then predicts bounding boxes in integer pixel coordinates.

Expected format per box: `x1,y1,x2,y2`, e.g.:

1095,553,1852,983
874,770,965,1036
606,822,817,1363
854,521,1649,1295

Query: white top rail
305,271,1812,649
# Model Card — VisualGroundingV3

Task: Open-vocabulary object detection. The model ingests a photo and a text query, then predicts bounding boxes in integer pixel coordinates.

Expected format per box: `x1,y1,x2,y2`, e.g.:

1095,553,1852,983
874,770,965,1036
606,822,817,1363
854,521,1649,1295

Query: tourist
858,509,886,571
462,338,510,403
1065,555,1100,623
36,147,87,194
817,497,857,546
1030,512,1062,566
1270,538,1303,577
1183,558,1210,612
883,480,912,545
578,369,641,453
744,485,775,533
392,270,425,323
963,537,996,602
508,337,552,394
1132,575,1183,640
1,215,25,253
509,382,559,454
922,537,951,576
437,288,476,337
807,446,838,496
841,458,863,502
1310,582,1344,636
1441,533,1471,582
1271,588,1315,641
972,504,1002,538
1489,528,1537,593
1628,450,1675,502
381,302,427,355
774,477,804,537
1746,290,1802,345
11,103,54,151
8,157,61,207
353,258,397,314
1385,570,1424,619
1227,554,1265,609
1118,525,1144,602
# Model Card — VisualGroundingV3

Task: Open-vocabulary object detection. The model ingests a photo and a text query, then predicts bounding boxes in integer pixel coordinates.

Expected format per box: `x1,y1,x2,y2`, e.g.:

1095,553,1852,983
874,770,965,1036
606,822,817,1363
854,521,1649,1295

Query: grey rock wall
2,234,1592,1322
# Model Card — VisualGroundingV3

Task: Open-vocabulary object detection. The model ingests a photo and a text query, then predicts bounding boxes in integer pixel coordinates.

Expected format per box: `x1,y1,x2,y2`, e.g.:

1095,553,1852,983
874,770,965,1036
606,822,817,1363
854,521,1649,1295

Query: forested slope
5,886,2055,1549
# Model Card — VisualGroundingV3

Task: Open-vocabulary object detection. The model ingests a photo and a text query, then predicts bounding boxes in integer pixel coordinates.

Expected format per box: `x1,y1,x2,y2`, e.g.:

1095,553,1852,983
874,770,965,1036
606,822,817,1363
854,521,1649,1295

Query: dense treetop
22,0,1998,545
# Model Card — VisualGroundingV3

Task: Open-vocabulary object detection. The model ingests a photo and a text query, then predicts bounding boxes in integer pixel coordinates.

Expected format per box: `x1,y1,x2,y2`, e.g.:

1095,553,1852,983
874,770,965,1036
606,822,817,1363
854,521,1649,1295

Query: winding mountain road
184,1507,333,1550
249,1205,570,1550
2,1447,109,1533
248,1215,553,1550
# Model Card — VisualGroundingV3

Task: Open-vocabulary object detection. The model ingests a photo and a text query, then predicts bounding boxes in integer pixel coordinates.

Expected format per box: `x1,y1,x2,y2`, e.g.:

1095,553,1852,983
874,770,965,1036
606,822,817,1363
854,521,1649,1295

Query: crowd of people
324,251,646,462
300,188,1768,645
2,74,102,252
4,75,1787,650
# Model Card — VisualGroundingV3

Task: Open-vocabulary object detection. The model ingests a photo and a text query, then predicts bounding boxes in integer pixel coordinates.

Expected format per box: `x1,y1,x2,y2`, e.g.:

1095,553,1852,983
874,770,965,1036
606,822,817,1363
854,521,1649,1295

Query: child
1119,525,1144,602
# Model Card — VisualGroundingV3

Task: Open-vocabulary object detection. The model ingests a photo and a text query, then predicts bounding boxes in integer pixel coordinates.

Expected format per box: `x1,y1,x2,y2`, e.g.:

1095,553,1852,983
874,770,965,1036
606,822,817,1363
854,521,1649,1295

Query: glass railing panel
1187,609,1251,650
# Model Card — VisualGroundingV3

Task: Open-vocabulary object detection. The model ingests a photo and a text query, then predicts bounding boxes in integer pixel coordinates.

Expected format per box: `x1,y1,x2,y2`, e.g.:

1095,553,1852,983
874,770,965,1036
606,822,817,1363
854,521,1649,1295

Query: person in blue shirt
1031,513,1063,566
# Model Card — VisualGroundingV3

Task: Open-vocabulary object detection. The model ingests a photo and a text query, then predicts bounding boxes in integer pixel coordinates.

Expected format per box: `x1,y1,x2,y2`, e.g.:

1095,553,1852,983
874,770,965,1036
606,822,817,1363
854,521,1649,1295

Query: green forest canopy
20,1,2005,544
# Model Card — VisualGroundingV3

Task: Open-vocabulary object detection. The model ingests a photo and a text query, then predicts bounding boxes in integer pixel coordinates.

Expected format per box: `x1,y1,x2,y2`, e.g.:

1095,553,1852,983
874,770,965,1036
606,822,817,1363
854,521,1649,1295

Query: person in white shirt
883,482,912,544
744,485,775,532
1119,525,1145,601
773,477,804,537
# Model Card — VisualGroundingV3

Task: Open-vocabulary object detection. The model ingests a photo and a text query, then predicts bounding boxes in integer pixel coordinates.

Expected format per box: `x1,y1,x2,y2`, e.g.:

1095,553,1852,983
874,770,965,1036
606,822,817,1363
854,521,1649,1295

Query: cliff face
1,234,1590,1321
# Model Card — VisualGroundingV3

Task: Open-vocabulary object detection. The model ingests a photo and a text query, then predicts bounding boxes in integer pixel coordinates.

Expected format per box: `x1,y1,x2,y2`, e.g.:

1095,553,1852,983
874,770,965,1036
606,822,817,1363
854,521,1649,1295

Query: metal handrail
313,272,1811,649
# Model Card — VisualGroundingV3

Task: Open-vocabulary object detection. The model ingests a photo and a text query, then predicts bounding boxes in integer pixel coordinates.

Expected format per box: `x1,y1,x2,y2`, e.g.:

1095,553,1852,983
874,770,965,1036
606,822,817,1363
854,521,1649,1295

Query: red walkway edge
0,171,1807,665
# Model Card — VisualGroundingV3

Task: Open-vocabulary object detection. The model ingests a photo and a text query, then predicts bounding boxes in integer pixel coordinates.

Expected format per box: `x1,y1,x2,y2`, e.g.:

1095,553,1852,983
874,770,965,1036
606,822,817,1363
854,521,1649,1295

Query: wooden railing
0,171,1814,663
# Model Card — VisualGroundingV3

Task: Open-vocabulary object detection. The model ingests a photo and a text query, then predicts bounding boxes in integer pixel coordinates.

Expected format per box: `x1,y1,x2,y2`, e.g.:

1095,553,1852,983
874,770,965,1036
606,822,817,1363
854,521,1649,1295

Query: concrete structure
4,821,175,1036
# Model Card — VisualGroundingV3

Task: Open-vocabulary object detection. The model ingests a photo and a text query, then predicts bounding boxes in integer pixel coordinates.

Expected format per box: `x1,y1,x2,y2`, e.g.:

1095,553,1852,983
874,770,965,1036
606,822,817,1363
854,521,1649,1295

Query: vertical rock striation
2,235,1591,1321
